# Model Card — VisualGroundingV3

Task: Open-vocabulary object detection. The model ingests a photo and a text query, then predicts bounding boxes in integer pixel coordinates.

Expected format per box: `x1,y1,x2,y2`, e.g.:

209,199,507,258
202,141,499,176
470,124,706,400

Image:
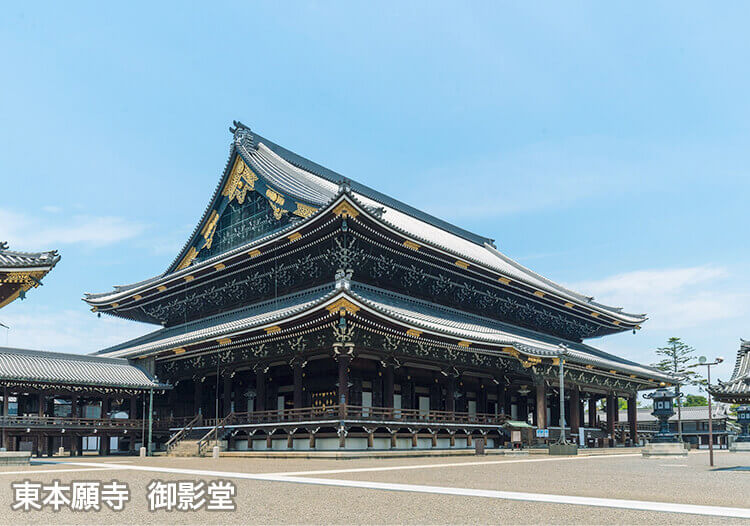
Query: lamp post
556,345,568,445
695,356,723,467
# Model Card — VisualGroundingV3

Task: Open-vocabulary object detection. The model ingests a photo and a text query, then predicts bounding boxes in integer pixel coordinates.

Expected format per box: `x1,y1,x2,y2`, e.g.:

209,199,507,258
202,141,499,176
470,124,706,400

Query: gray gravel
0,451,746,525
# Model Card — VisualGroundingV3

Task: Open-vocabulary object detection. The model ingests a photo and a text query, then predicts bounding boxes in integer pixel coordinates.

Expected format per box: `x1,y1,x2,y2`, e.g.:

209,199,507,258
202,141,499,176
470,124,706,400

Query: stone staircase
168,439,201,457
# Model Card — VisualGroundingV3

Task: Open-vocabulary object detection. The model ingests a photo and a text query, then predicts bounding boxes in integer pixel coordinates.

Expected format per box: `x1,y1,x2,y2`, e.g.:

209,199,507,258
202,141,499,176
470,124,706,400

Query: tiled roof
0,347,166,390
349,284,670,382
86,124,647,326
600,404,731,423
0,245,60,270
93,281,665,382
710,339,750,401
94,286,337,359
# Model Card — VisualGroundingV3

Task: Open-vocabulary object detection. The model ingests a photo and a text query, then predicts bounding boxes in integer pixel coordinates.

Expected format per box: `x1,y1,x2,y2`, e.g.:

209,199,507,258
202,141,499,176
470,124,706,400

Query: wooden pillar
496,383,506,416
2,386,8,417
570,386,580,438
46,436,54,457
223,375,232,416
337,356,351,415
129,396,138,419
293,362,303,409
194,380,203,415
579,399,585,428
535,382,547,430
628,396,638,444
255,368,266,412
449,431,455,447
38,392,45,417
588,397,597,428
367,429,374,448
309,431,316,449
446,376,456,413
383,364,394,409
606,394,616,446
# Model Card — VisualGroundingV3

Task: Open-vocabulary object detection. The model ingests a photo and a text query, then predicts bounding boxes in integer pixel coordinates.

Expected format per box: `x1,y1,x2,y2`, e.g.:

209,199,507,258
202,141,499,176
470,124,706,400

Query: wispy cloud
0,208,146,248
568,265,747,330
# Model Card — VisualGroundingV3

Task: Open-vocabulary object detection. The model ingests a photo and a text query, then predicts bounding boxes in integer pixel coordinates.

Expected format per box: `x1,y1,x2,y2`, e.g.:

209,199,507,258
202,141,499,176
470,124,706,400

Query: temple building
80,122,673,452
710,339,750,404
0,243,166,455
599,404,732,449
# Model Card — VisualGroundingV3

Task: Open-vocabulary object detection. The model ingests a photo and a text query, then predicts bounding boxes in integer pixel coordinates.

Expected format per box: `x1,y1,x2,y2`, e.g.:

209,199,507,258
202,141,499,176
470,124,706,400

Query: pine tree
652,337,704,441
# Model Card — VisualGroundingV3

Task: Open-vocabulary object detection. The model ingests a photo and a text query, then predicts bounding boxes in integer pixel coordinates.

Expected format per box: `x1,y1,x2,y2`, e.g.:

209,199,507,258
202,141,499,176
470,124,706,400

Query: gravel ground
0,451,745,525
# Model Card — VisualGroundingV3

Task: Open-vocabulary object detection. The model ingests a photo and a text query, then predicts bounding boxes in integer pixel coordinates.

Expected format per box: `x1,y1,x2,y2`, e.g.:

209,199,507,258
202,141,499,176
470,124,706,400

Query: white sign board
511,431,521,443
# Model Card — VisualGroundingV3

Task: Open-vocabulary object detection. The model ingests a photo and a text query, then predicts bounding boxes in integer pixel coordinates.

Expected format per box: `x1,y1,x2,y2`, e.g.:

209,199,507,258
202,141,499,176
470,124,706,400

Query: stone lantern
646,388,678,443
641,387,687,457
736,406,750,441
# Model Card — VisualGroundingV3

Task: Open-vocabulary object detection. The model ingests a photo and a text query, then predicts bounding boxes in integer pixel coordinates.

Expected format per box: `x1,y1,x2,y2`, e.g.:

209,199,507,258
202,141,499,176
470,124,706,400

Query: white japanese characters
12,480,130,512
146,479,236,512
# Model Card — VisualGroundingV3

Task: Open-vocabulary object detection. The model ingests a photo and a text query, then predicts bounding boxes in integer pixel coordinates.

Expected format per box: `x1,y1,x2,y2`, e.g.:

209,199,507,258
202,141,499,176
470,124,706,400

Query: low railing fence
0,415,149,429
165,413,202,454
202,405,506,427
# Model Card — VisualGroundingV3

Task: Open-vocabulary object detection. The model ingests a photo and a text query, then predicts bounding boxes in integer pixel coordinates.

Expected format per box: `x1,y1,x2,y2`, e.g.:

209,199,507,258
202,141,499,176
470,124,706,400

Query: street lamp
695,356,723,467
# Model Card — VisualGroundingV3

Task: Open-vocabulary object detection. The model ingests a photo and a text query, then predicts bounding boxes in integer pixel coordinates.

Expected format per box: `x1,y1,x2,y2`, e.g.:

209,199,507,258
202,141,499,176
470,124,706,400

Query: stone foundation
0,451,32,465
641,442,688,457
729,441,750,452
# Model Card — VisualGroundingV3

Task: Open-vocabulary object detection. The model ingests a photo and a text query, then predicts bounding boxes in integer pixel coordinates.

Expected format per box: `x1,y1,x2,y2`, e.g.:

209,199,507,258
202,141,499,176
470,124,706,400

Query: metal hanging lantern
644,387,678,443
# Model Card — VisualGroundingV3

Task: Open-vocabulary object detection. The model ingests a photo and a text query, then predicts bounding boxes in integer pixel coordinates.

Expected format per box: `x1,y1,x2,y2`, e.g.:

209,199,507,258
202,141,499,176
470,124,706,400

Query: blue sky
1,2,748,391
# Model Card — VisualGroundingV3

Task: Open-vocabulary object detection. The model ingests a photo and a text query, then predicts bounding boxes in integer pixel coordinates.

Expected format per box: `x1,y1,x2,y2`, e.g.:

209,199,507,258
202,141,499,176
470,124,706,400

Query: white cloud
0,307,153,355
568,265,747,330
0,208,146,247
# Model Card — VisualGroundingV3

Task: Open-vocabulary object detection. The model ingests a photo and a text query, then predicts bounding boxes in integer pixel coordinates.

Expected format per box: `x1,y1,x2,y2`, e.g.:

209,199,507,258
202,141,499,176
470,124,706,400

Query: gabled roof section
85,122,647,328
0,243,60,270
710,339,750,402
0,243,60,309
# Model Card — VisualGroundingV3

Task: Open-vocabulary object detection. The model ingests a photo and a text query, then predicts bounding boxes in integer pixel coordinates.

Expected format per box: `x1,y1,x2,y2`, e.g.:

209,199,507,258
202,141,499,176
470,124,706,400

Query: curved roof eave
343,286,669,382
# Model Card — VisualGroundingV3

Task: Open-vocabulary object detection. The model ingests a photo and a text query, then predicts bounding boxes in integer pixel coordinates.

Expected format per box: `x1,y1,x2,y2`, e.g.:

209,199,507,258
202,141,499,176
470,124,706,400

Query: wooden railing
197,412,235,456
165,413,202,454
203,405,506,426
0,415,148,430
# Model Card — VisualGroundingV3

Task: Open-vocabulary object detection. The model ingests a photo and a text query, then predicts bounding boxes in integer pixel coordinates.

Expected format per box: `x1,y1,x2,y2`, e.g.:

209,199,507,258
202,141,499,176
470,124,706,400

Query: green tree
651,337,704,441
684,394,708,407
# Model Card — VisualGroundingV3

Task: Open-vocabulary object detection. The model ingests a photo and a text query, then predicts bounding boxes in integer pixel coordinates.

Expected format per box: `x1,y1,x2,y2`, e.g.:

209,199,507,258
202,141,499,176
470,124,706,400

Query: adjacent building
600,404,732,448
710,339,750,404
0,243,166,455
